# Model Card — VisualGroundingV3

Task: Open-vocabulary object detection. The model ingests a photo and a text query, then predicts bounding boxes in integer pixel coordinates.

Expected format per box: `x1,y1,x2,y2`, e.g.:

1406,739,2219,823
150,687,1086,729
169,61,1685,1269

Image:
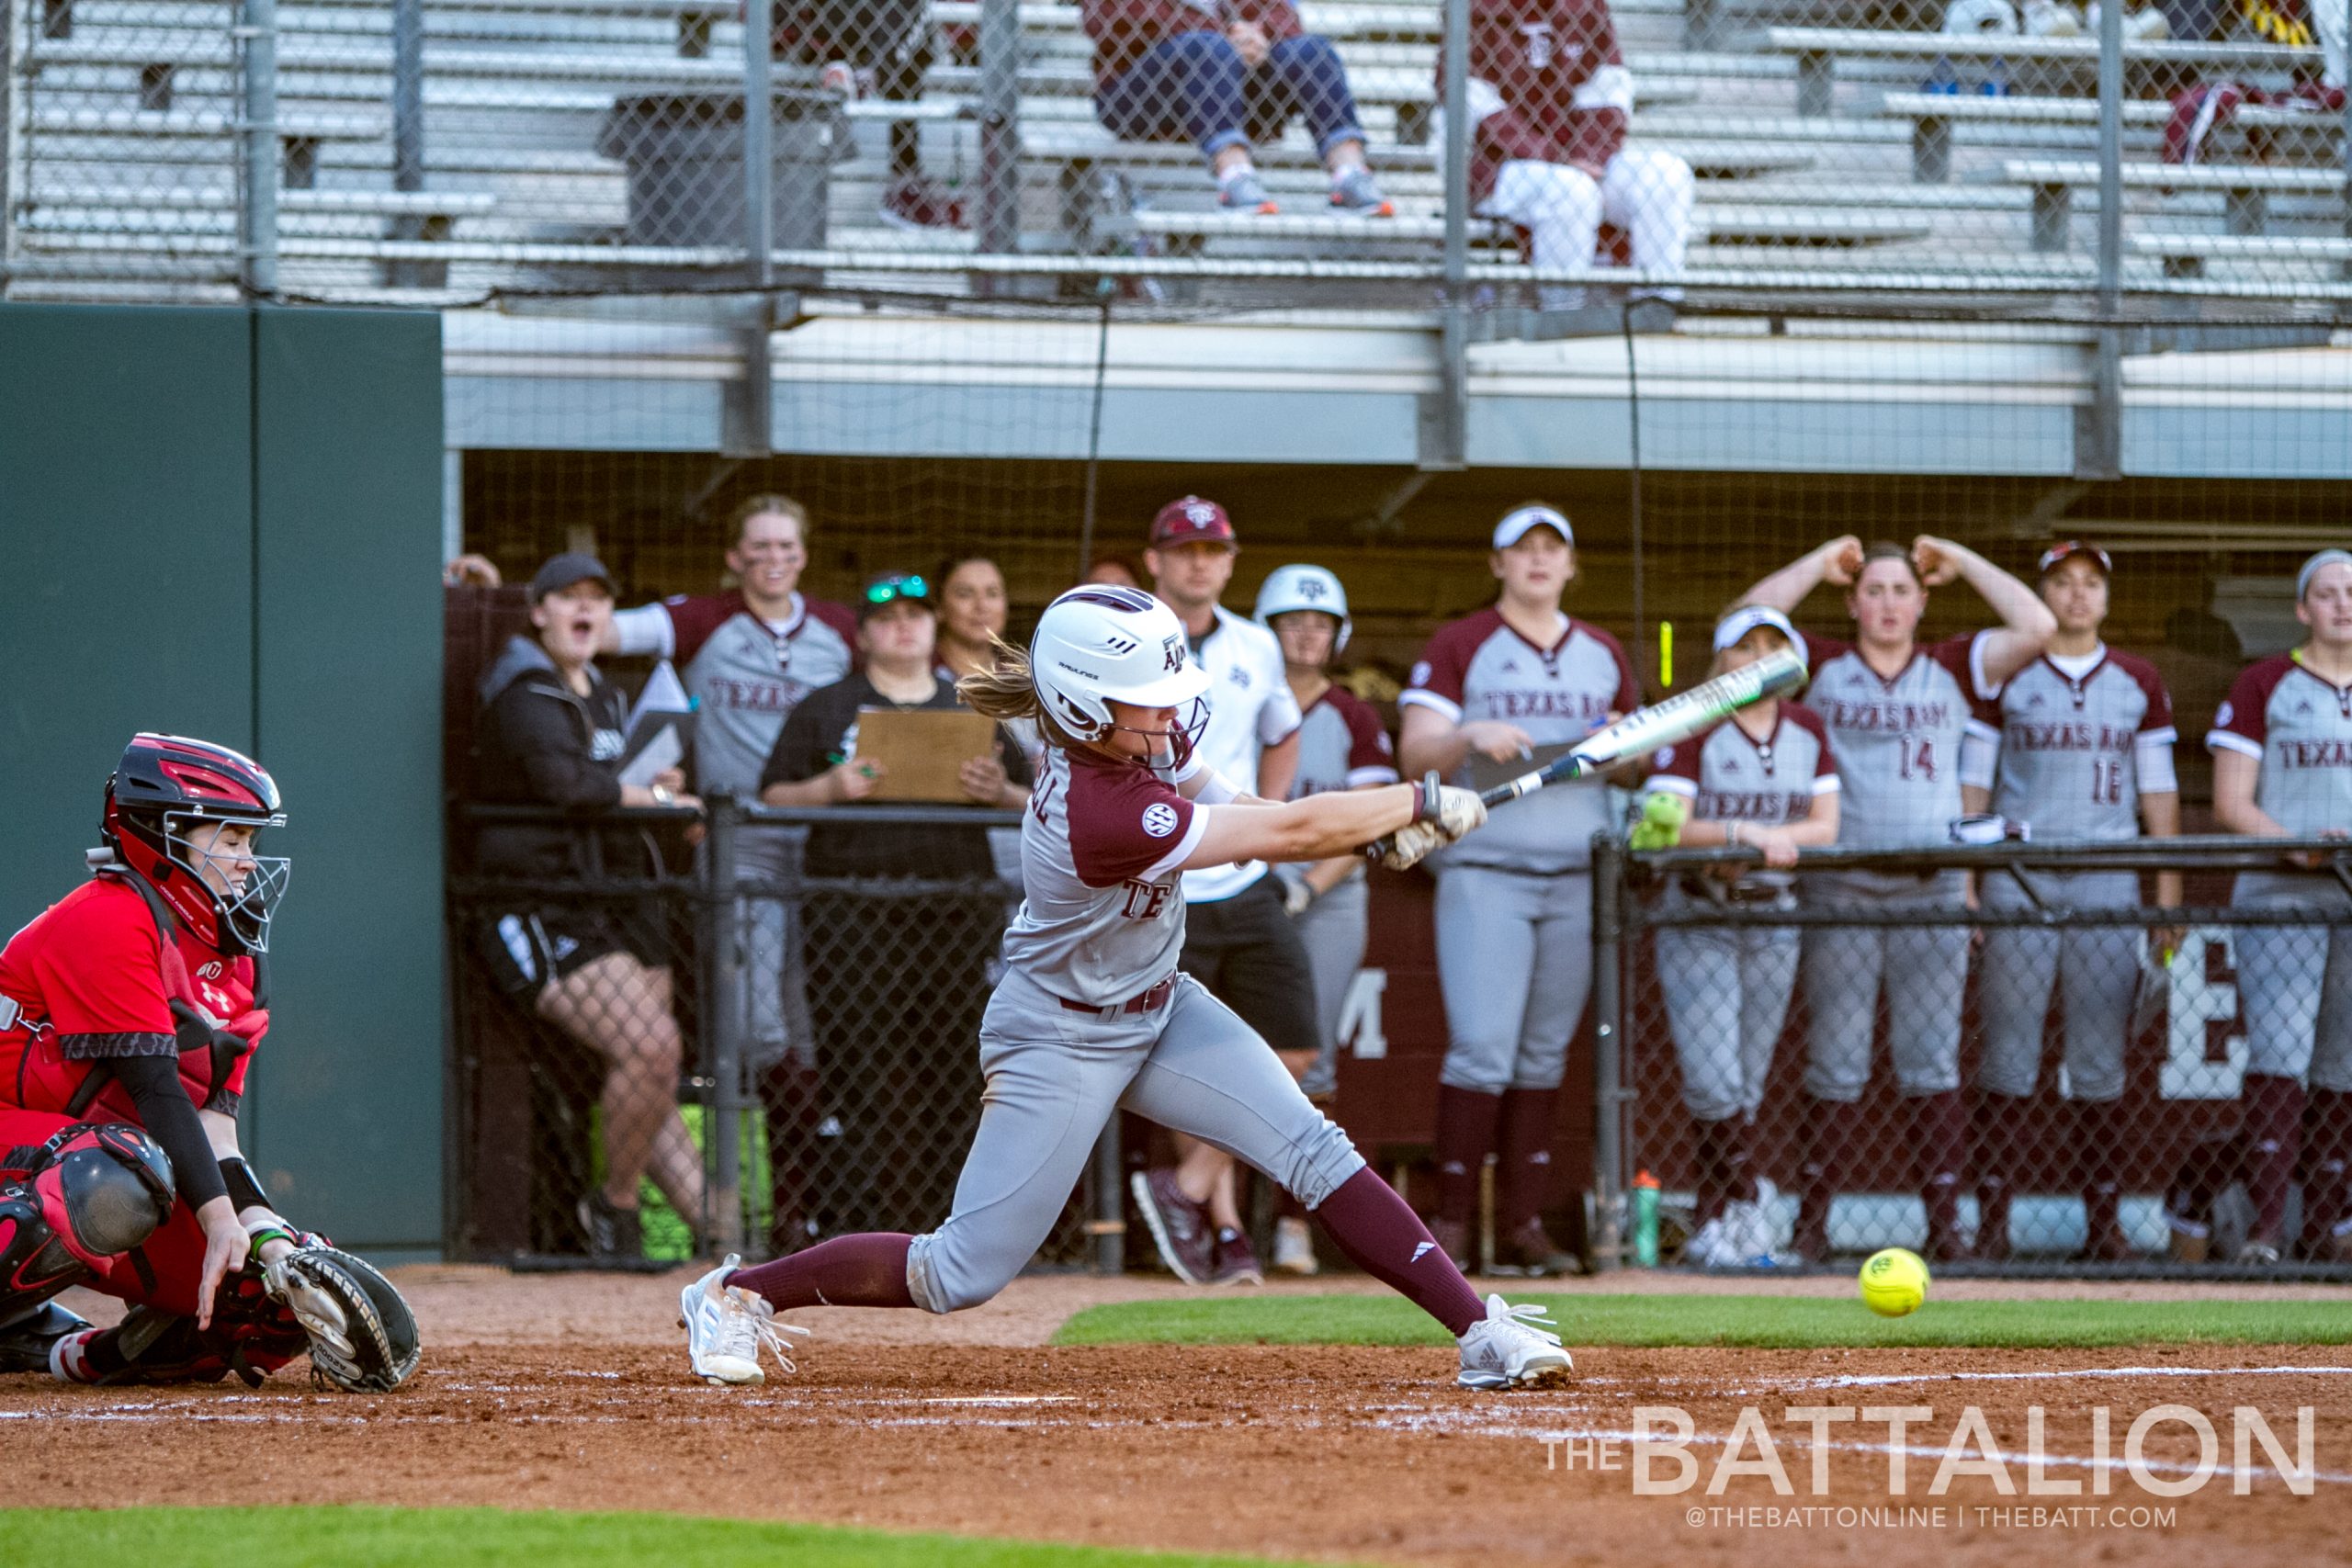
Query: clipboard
854,706,1000,803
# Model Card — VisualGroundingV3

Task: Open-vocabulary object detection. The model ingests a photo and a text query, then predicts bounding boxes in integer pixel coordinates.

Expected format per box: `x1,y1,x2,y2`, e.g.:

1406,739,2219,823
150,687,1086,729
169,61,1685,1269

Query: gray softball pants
903,966,1366,1314
1975,868,2140,1102
1800,868,1972,1101
1655,884,1799,1123
2233,872,2352,1091
1433,863,1593,1095
1274,866,1370,1098
737,826,815,1071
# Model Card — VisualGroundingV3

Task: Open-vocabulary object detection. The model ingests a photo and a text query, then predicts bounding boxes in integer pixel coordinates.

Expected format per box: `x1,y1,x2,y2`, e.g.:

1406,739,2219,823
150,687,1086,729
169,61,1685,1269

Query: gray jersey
2210,654,2352,839
1402,607,1640,873
1802,629,2000,851
611,590,857,795
1291,685,1399,798
1644,701,1839,889
1985,649,2176,842
1001,744,1208,1006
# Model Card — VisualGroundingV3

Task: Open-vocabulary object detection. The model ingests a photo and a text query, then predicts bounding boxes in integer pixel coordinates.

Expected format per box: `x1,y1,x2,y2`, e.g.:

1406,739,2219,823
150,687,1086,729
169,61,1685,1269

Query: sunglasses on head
864,573,929,607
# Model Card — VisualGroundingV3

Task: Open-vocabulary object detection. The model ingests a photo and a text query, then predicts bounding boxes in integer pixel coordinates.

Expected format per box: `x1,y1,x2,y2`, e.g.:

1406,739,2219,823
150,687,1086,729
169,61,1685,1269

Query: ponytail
956,636,1045,722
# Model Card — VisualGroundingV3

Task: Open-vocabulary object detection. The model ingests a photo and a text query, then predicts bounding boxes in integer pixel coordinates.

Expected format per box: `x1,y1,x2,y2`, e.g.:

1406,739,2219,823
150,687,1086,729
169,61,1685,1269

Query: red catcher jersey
0,875,266,1121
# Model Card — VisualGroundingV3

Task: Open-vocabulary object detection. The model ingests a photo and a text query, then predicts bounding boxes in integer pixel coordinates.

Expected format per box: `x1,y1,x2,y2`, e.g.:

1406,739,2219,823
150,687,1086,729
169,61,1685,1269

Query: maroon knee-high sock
2167,1132,2240,1227
1315,1167,1487,1337
727,1234,917,1311
1916,1090,1969,1253
1433,1085,1504,1229
2303,1089,2352,1244
2242,1073,2306,1244
2075,1098,2126,1245
1973,1091,2030,1255
759,1059,825,1253
1692,1120,1731,1227
1795,1097,1856,1254
1495,1088,1561,1235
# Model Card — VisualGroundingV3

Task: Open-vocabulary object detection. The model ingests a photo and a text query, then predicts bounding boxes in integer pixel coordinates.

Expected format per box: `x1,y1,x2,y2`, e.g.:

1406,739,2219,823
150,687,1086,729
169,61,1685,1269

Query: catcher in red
0,734,419,1391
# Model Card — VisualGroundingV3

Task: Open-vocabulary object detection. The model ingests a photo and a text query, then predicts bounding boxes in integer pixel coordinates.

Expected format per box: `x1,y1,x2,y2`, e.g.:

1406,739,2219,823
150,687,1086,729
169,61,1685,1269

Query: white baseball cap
1713,604,1802,653
1492,504,1574,550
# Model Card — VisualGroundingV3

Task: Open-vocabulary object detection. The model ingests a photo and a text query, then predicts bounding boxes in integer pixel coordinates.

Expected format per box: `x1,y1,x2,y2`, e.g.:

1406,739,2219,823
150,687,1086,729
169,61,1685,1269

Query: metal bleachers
7,0,2346,303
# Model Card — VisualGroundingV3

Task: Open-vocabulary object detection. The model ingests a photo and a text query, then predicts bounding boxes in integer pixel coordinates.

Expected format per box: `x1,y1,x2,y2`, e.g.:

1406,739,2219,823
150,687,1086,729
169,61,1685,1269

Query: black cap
529,551,615,603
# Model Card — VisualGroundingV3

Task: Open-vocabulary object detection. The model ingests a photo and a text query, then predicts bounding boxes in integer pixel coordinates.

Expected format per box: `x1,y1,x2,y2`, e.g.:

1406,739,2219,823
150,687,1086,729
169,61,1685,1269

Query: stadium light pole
2079,0,2124,482
1430,0,1470,470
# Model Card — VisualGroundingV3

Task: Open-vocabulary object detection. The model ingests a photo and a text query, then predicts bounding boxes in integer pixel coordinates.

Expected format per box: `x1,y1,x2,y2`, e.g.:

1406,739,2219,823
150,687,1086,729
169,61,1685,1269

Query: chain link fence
1593,834,2352,1280
445,793,1099,1269
5,0,2344,305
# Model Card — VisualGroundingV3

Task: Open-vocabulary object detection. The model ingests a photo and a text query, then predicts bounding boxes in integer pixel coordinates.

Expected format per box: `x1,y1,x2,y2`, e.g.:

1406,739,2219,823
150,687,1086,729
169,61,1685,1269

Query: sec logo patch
1141,803,1180,839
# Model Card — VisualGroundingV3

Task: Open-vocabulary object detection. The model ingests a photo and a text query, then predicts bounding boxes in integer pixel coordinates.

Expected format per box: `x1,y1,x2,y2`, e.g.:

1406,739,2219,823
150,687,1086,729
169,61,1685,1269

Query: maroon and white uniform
1645,705,1838,1124
899,740,1365,1314
1403,608,1638,1097
1973,647,2179,1105
2208,655,2352,1089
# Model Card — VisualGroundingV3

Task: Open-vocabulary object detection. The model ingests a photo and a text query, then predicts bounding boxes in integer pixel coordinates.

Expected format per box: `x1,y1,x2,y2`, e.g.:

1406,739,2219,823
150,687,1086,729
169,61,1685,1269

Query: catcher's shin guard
0,1122,175,1319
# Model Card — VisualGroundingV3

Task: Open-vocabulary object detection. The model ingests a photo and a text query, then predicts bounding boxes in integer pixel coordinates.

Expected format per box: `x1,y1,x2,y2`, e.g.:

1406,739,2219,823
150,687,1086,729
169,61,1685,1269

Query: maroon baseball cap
1149,495,1237,548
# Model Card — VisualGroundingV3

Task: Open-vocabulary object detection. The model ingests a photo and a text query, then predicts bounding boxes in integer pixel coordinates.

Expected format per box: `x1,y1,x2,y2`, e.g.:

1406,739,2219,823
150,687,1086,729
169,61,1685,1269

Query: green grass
1052,1292,2352,1351
0,1508,1343,1568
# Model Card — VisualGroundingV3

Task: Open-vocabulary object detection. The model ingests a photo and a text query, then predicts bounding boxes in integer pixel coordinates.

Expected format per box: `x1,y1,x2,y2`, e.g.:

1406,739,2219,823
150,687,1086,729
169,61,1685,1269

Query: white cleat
678,1253,808,1387
1456,1293,1575,1391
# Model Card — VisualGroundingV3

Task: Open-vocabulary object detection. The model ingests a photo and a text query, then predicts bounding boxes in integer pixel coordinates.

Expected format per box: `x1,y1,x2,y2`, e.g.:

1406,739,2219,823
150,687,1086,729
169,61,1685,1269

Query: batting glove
1379,820,1450,872
1282,875,1314,918
1410,773,1487,841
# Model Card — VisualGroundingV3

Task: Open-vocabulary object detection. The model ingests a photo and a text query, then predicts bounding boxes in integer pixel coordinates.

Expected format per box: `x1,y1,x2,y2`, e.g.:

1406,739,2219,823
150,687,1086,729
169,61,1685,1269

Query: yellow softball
1859,1247,1929,1317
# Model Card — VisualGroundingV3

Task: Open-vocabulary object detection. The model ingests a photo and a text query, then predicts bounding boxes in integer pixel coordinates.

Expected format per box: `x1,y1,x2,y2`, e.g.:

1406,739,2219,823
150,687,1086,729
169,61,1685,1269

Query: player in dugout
2197,548,2352,1266
679,585,1576,1394
0,735,415,1389
1962,542,2180,1262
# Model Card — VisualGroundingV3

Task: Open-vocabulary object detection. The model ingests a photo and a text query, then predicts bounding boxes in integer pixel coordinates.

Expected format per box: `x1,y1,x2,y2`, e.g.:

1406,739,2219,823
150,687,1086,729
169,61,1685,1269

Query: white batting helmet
1028,585,1210,745
1253,564,1351,654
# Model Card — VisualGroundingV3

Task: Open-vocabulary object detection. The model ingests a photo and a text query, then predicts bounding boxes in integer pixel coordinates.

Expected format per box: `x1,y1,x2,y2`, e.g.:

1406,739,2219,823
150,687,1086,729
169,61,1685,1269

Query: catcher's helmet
1253,564,1351,655
103,733,288,955
1028,585,1210,747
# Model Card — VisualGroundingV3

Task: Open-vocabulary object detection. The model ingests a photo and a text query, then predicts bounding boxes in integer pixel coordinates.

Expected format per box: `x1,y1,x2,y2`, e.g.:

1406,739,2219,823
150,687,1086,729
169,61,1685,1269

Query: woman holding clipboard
756,572,1034,1242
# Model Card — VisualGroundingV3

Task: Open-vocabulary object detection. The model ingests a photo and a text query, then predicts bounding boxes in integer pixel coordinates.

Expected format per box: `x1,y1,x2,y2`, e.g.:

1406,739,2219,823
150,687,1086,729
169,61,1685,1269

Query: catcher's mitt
263,1244,422,1393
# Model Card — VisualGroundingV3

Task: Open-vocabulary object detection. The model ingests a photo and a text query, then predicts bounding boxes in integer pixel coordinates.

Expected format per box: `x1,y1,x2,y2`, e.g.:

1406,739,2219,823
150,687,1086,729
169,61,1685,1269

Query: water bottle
1633,1169,1661,1267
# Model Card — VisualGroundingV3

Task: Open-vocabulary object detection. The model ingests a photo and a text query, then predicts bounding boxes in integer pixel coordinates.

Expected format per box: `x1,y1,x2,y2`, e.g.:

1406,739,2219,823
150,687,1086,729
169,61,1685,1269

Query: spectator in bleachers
1081,0,1396,216
759,572,1035,1235
1086,554,1146,589
1962,543,2180,1263
1732,536,2051,1264
2200,549,2352,1266
1437,0,1695,311
775,0,969,229
475,551,710,1263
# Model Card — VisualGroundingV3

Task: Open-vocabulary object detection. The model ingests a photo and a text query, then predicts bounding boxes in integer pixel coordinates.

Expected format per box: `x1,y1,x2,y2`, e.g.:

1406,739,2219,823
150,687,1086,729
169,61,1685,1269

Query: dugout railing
446,795,1112,1271
1589,833,2352,1282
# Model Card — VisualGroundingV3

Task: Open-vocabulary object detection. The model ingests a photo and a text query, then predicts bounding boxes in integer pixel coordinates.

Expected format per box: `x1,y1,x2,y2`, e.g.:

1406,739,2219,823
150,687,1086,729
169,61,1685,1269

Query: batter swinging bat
1367,644,1808,861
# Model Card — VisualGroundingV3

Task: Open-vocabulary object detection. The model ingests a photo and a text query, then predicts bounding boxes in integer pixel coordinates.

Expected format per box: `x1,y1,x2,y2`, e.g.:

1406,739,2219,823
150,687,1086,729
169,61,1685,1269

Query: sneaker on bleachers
1329,168,1395,218
1217,170,1280,215
880,174,968,231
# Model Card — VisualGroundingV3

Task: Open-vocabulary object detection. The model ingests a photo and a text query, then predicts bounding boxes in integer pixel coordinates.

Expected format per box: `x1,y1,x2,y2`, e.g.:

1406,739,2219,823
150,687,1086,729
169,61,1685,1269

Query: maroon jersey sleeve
1581,621,1642,714
659,592,743,666
1925,632,1984,694
2211,657,2292,756
807,597,861,666
1785,702,1842,789
1337,690,1400,782
2113,650,2176,734
1068,762,1201,888
1402,609,1498,721
1798,627,1849,681
1644,725,1707,793
34,886,176,1049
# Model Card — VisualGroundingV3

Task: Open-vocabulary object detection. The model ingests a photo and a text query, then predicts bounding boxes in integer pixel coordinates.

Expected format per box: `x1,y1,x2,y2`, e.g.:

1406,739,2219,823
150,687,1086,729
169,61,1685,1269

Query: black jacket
472,636,650,883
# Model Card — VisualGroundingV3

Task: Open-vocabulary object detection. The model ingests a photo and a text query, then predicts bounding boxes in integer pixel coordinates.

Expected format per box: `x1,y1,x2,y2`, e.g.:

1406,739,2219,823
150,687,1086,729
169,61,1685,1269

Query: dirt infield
9,1270,2350,1566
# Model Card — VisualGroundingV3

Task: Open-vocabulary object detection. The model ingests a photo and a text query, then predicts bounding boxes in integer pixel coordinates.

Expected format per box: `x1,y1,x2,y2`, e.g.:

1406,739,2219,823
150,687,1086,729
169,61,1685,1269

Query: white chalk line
1750,1364,2352,1394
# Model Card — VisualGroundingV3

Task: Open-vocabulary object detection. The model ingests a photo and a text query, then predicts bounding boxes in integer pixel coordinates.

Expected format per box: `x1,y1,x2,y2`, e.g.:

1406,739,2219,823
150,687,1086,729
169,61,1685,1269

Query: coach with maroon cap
1126,495,1314,1287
